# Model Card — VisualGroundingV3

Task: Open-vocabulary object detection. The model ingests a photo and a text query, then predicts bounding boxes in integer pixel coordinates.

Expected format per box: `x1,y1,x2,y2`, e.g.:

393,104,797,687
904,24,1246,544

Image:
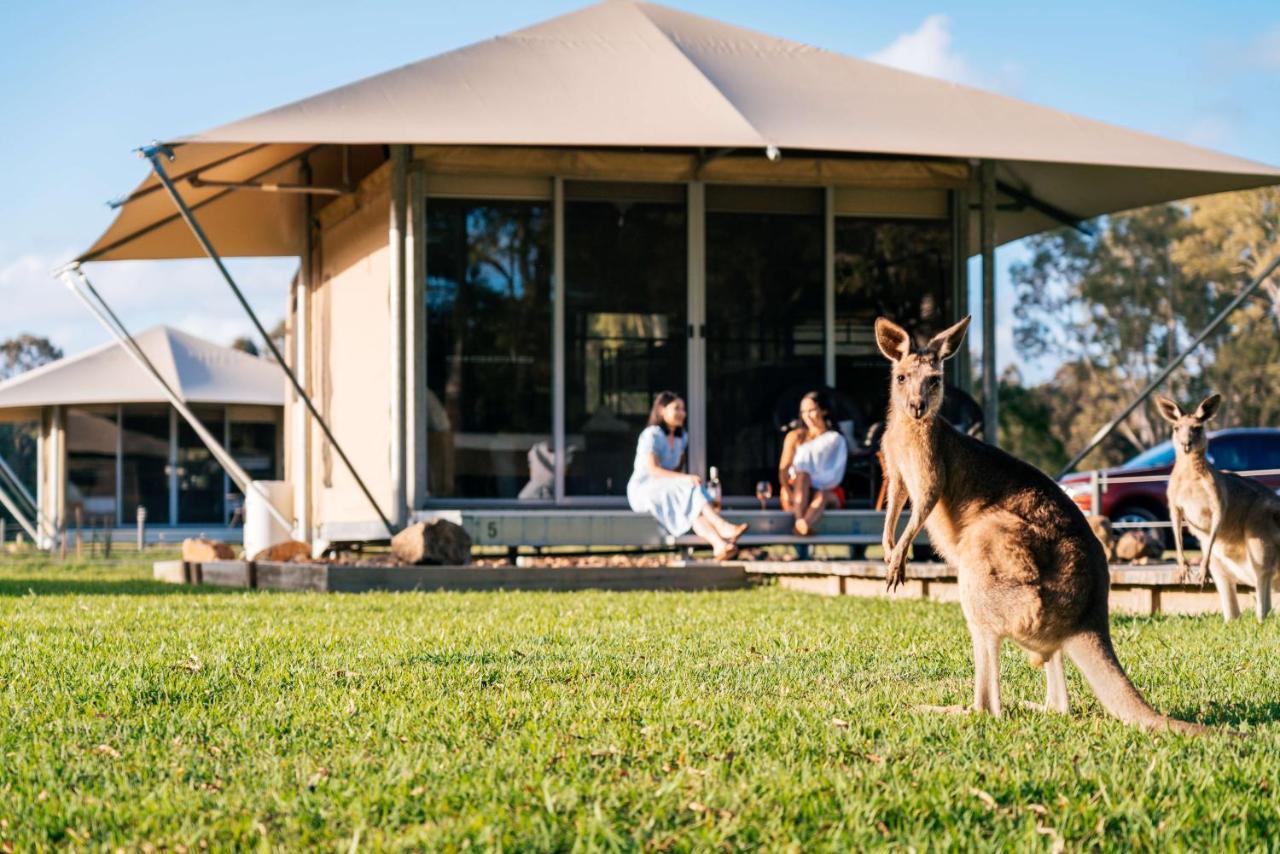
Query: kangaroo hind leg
970,626,1003,716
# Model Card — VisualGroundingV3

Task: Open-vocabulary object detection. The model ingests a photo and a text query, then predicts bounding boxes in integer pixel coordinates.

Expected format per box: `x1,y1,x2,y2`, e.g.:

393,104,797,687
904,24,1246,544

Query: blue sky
1,1,1277,378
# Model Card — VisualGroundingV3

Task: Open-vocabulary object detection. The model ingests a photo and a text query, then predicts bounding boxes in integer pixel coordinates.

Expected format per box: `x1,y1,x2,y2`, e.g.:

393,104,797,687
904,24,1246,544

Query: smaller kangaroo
877,315,1203,733
1156,393,1280,622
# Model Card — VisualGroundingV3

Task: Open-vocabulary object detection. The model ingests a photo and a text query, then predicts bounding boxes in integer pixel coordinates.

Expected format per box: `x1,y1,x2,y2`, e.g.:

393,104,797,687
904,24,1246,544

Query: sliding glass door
703,187,825,496
563,182,687,497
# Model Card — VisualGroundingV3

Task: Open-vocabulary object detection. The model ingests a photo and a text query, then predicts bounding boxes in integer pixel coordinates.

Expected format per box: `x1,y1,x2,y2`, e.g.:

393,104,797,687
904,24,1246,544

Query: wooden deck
751,561,1258,617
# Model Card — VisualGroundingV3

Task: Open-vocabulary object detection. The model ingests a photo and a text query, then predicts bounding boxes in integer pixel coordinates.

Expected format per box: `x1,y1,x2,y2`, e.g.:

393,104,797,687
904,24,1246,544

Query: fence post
104,516,112,559
0,518,5,546
1089,470,1102,518
136,506,147,551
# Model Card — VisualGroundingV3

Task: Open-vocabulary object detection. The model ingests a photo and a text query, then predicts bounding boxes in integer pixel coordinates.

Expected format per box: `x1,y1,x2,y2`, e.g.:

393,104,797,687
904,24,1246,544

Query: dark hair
647,390,685,436
799,390,834,429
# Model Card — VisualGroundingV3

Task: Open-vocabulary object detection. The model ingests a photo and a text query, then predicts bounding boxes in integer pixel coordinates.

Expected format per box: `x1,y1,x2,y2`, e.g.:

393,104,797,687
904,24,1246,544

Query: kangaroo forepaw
885,562,906,592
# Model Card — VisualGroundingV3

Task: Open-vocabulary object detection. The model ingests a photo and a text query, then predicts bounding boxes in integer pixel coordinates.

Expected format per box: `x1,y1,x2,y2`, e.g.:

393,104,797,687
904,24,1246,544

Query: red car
1058,428,1280,538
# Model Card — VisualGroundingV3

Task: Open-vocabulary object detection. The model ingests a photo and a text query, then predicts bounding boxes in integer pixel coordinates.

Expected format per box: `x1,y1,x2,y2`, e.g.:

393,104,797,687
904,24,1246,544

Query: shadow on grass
0,578,239,597
1170,701,1280,728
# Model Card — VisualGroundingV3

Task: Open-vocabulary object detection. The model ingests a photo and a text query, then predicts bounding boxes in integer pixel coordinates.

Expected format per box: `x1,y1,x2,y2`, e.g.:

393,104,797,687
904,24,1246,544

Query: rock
391,520,472,566
251,540,312,563
1086,515,1116,561
1115,530,1163,563
182,537,235,563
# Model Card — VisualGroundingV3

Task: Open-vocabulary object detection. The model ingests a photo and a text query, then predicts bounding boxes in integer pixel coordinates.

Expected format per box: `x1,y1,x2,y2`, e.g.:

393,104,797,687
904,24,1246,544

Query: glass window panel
426,198,552,499
834,218,953,442
227,421,279,523
66,408,118,524
0,419,38,535
121,407,170,525
176,406,226,524
705,206,825,495
564,192,687,495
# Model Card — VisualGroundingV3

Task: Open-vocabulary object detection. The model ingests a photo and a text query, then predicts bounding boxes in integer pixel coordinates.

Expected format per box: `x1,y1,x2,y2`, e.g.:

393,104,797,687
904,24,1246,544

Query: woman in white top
627,391,748,560
778,390,848,536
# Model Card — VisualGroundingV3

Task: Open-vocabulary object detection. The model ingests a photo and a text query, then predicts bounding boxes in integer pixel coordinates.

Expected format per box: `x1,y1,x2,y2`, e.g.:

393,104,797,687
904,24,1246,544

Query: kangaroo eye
896,374,906,384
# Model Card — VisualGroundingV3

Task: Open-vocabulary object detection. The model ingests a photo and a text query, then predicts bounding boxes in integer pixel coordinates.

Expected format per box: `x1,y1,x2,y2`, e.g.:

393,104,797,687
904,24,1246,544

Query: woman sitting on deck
627,391,748,560
779,390,848,536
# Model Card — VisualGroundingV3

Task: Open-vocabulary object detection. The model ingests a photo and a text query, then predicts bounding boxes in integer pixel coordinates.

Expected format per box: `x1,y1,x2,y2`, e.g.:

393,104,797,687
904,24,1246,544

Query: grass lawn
1,558,1279,850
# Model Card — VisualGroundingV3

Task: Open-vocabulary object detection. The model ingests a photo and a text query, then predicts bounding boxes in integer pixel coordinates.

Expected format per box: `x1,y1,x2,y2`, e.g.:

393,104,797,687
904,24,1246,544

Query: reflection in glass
427,198,552,498
177,406,226,524
565,189,686,495
66,408,118,522
705,203,824,495
227,419,279,523
121,407,170,525
834,218,952,435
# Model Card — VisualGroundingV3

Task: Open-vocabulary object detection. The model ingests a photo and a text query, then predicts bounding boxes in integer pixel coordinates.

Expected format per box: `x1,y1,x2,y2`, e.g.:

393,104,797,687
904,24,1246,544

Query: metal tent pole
54,264,293,533
0,479,39,543
140,144,395,538
1056,253,1280,478
979,160,998,445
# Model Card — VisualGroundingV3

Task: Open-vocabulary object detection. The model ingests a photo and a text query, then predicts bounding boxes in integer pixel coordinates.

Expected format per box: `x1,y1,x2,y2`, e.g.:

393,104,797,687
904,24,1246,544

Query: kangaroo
1156,394,1280,622
876,315,1203,733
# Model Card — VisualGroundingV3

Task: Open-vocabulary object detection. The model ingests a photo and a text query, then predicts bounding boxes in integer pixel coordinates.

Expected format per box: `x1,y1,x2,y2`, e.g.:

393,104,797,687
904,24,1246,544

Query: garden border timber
154,560,748,593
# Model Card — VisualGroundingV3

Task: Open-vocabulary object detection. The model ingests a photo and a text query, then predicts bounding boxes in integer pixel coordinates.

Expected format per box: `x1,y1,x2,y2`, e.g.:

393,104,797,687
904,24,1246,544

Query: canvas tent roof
78,0,1280,262
0,326,286,410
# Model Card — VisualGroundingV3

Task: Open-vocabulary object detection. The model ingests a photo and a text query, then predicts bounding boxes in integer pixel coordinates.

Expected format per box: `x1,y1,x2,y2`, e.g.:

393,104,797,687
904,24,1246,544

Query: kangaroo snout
909,400,928,419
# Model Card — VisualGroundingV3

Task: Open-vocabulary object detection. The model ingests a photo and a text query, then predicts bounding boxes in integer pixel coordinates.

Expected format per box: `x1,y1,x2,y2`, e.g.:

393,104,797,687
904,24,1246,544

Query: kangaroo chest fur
1170,459,1219,536
883,419,962,558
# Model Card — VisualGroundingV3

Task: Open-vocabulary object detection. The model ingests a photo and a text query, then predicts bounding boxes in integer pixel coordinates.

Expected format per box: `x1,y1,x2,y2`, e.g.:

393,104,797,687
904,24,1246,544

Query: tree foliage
1007,188,1280,472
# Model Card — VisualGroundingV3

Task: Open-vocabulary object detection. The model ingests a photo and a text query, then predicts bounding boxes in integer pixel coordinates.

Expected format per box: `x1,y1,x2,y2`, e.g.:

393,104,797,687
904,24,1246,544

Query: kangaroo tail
1063,630,1207,735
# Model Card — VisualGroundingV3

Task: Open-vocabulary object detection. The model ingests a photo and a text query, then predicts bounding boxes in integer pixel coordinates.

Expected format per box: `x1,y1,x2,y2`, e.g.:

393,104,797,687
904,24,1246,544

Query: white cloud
0,249,295,358
868,14,1019,92
1183,112,1236,148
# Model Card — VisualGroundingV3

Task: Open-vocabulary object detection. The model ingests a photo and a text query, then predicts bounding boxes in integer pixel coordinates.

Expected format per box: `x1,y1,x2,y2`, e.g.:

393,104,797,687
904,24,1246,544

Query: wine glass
755,480,773,510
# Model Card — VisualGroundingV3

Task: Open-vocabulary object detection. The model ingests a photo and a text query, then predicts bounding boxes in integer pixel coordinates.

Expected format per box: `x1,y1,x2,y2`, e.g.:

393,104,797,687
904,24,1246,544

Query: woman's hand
685,473,703,486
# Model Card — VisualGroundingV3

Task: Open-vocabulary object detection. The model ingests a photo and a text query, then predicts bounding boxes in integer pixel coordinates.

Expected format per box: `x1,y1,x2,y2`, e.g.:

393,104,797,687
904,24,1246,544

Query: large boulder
391,520,472,566
182,537,235,563
251,540,312,563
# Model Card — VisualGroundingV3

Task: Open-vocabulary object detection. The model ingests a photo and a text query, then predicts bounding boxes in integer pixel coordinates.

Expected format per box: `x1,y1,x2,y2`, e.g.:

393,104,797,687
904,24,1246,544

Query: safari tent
0,326,284,546
70,1,1280,549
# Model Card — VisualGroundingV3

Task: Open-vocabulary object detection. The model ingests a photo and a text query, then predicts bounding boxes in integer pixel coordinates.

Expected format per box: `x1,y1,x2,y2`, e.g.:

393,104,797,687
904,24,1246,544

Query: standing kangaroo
1156,393,1280,622
876,316,1203,733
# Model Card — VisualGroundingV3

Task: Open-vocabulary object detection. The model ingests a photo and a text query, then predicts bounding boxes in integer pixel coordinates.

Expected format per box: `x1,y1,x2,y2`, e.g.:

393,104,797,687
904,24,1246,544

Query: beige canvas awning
78,0,1280,262
0,326,286,411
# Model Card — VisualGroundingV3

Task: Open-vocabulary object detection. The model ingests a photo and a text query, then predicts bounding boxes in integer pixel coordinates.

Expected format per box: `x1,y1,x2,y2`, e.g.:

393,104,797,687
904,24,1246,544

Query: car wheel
1110,505,1170,548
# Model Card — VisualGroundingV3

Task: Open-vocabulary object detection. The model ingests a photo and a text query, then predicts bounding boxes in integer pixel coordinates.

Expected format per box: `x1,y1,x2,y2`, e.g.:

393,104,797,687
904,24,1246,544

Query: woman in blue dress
627,391,748,560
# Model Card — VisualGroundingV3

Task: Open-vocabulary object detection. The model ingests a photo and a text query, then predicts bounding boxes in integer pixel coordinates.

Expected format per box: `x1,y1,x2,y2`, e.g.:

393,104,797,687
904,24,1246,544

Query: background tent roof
79,0,1280,262
0,326,286,410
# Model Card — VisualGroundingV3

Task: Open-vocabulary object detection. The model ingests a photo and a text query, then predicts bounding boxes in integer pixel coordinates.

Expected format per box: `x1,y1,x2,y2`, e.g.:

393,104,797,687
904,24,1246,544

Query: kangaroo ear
1154,396,1183,424
874,317,911,362
1195,393,1222,422
927,315,971,361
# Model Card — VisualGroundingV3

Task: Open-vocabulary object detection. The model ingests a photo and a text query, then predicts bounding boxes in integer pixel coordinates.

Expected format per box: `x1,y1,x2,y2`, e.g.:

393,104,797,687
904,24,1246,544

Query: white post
293,170,312,542
406,164,427,510
552,176,566,502
388,145,408,527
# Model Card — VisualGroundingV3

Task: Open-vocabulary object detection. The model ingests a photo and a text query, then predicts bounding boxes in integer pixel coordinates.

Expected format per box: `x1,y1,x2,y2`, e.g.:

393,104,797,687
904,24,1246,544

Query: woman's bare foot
794,518,811,536
725,522,749,543
713,543,740,561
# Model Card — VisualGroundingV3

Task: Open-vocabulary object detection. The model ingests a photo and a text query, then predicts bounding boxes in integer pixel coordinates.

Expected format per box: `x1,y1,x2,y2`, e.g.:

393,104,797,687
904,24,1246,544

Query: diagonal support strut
140,144,396,539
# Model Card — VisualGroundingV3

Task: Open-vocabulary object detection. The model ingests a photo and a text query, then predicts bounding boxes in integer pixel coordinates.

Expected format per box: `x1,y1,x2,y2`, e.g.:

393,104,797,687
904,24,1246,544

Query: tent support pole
54,264,293,533
979,160,997,445
140,145,395,538
1056,253,1280,478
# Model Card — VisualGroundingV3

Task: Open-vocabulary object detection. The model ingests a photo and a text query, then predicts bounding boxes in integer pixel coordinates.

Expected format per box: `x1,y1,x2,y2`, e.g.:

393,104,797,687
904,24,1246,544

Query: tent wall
310,163,396,532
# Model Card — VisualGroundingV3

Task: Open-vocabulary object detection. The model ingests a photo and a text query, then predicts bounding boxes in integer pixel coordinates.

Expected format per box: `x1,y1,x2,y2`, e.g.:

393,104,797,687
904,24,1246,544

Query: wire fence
1070,467,1280,530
